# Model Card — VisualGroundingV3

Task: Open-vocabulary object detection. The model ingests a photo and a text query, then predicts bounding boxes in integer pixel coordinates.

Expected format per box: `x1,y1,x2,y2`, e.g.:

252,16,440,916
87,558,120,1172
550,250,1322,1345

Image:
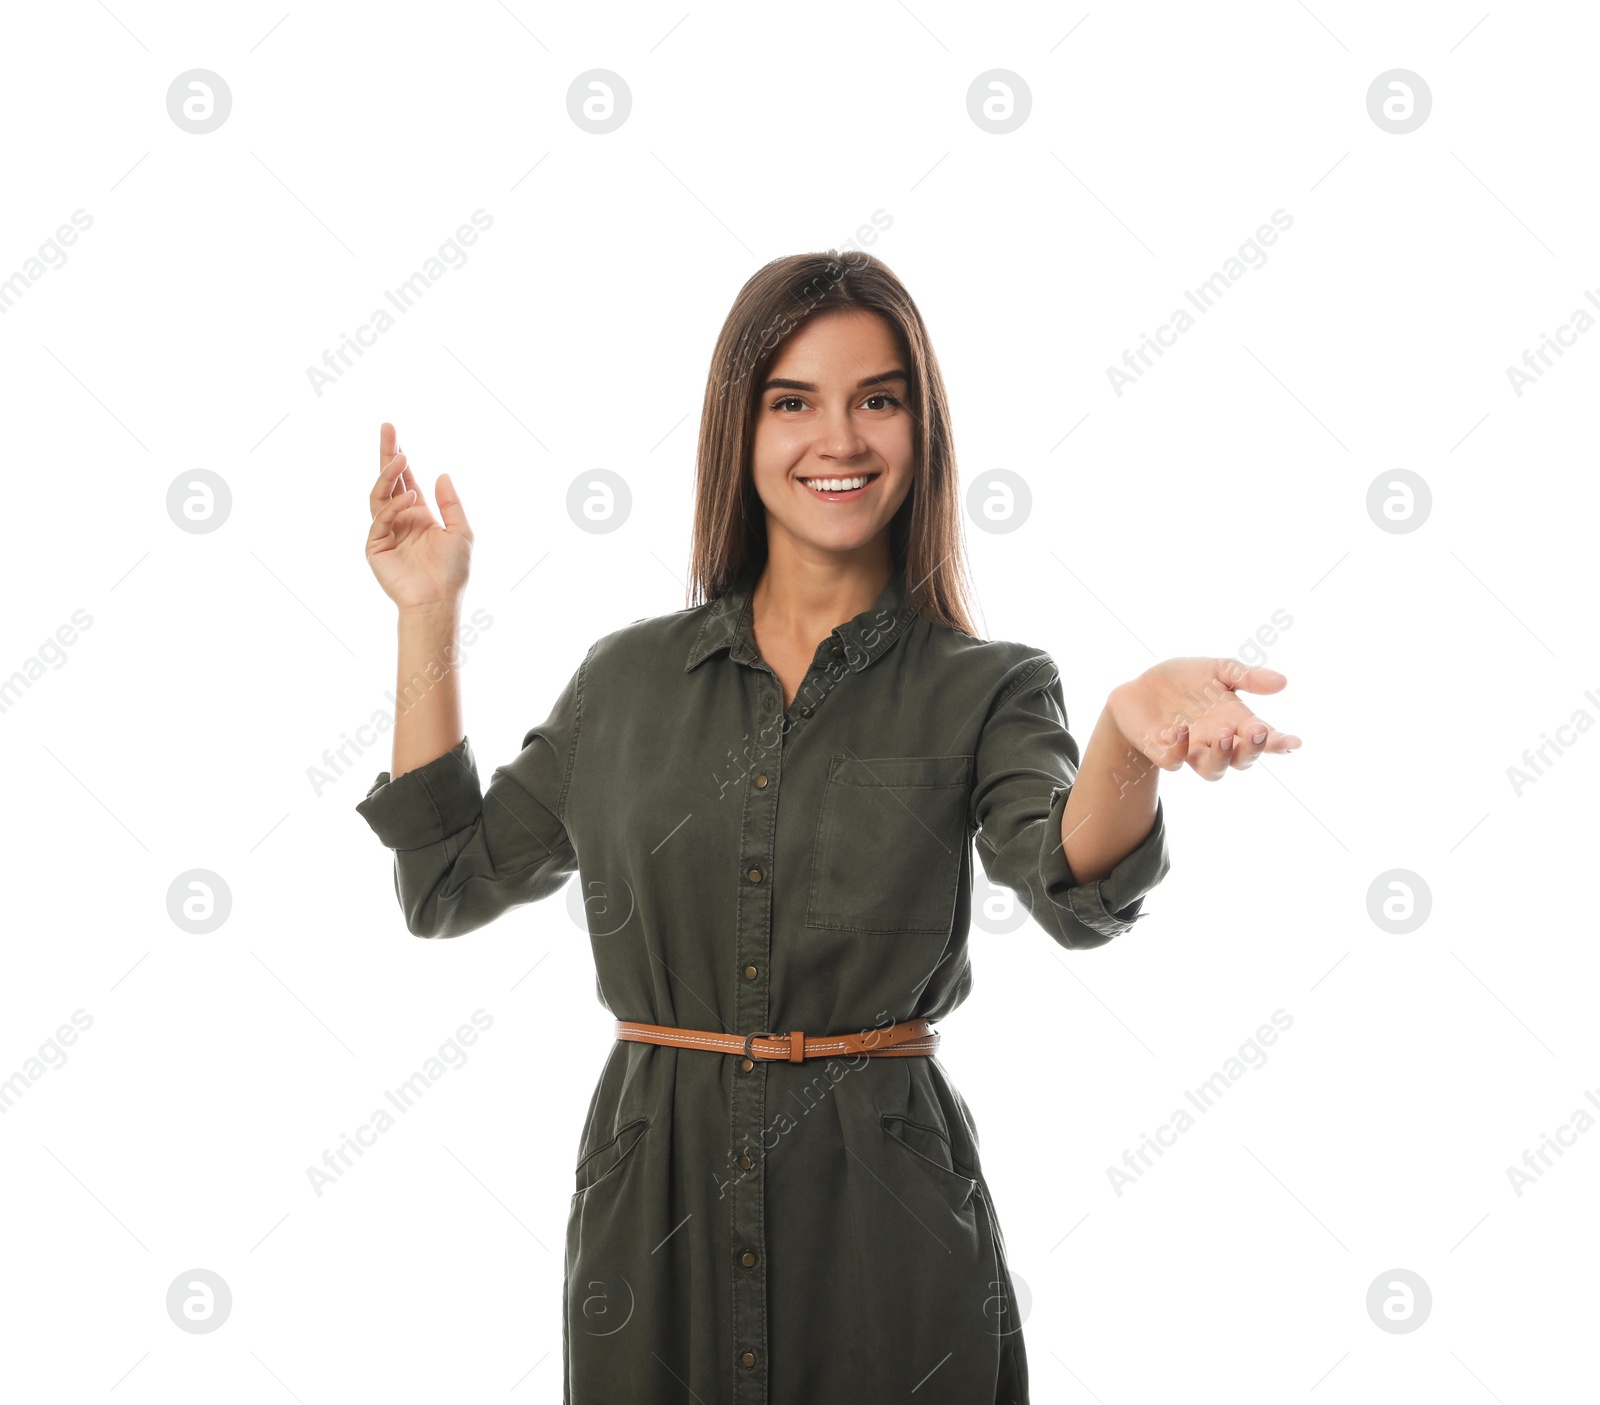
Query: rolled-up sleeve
354,646,592,938
971,652,1170,950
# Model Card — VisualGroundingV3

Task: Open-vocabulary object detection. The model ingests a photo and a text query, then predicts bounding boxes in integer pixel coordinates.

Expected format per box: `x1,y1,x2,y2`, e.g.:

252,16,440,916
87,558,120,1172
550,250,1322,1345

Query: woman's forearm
390,600,466,780
1060,700,1161,886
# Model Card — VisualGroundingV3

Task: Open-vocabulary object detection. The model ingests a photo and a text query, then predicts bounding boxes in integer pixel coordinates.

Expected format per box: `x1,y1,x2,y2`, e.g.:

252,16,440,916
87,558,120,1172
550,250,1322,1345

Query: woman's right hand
365,421,474,612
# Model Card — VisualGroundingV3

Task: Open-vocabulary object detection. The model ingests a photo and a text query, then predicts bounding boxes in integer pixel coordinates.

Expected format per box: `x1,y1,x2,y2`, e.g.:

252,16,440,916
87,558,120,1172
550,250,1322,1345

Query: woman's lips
797,472,880,502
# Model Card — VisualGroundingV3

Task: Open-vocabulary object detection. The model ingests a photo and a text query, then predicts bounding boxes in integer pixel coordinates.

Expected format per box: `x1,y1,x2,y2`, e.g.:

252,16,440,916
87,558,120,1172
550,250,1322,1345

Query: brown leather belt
614,1017,939,1062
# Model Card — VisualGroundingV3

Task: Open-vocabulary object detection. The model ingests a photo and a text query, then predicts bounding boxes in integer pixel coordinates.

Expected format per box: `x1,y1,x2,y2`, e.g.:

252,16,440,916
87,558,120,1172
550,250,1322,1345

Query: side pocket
880,1112,978,1212
573,1116,649,1197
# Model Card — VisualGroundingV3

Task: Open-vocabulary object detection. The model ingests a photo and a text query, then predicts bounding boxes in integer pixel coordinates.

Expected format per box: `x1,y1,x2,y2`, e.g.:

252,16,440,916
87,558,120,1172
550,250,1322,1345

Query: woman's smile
796,471,881,500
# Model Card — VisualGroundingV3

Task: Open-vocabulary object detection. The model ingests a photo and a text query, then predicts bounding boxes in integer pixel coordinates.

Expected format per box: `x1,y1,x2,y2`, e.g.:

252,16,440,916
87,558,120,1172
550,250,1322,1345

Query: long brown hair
687,250,979,637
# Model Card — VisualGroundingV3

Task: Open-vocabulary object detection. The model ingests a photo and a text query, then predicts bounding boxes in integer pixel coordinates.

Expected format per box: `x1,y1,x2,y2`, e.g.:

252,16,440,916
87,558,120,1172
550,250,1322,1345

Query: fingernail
1220,734,1233,750
1253,729,1267,744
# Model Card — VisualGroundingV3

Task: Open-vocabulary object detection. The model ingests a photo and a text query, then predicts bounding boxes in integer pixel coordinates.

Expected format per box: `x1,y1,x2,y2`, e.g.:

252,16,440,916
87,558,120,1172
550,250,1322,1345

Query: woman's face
748,308,916,565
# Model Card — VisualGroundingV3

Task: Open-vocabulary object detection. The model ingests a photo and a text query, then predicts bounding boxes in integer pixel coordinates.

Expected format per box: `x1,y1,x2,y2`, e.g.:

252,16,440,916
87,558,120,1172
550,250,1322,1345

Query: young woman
357,251,1300,1404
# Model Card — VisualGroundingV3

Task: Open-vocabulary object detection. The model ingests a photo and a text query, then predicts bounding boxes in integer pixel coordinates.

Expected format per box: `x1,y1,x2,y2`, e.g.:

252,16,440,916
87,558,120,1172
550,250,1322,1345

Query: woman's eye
769,393,902,413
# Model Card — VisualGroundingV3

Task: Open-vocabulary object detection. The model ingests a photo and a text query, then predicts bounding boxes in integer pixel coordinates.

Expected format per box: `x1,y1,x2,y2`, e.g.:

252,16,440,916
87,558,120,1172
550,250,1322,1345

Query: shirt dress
355,562,1171,1405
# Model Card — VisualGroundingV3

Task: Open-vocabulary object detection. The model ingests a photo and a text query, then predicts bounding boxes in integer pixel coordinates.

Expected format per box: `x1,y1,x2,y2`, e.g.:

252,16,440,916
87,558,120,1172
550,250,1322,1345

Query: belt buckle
742,1030,784,1060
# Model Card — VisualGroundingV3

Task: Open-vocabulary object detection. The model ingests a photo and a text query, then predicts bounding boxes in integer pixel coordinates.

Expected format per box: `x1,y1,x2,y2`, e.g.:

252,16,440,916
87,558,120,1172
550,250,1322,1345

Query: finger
1219,660,1289,697
433,472,473,543
1186,723,1234,782
391,431,419,501
372,423,416,505
366,485,417,551
1223,713,1273,770
370,450,412,519
1132,719,1189,772
382,452,414,511
1230,721,1302,762
380,423,417,496
371,426,401,510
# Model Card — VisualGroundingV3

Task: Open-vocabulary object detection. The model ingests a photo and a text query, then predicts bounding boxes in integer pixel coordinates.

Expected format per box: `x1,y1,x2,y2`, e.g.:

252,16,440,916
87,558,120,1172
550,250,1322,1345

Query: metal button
740,1057,754,1072
830,643,842,657
741,1249,758,1267
799,706,812,718
743,964,758,980
747,866,763,884
754,774,769,789
740,1350,757,1368
738,1153,753,1170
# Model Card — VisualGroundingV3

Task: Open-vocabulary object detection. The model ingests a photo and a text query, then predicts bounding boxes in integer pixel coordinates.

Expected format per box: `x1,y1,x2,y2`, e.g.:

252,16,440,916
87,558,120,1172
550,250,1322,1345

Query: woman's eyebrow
758,369,909,394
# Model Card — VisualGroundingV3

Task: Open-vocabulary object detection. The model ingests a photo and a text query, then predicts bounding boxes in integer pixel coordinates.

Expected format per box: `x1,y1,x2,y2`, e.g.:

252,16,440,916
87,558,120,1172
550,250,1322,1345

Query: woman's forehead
762,311,906,381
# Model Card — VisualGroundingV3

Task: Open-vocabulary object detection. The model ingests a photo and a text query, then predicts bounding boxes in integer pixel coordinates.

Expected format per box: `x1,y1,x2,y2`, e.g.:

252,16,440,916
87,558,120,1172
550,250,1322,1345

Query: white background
1,0,1595,1400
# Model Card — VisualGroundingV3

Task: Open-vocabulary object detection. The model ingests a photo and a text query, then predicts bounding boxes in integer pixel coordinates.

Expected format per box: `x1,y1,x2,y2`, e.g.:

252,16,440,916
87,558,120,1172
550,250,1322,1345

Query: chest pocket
806,754,973,934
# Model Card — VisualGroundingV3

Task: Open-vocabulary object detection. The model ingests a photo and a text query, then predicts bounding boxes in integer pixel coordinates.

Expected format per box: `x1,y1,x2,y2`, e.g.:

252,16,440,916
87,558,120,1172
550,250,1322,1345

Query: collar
684,562,920,674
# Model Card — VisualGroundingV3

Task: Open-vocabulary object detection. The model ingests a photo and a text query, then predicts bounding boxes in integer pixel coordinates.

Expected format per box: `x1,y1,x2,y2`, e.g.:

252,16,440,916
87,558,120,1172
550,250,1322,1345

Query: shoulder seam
993,652,1056,710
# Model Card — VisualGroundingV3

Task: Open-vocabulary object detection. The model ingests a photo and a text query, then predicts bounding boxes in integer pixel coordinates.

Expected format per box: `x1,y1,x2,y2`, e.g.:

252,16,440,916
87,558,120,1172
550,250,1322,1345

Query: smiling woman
742,311,926,700
357,249,1295,1405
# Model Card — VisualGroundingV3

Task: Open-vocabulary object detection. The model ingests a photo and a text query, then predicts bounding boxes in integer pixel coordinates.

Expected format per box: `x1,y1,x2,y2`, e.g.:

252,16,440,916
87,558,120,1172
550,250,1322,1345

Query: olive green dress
355,562,1171,1404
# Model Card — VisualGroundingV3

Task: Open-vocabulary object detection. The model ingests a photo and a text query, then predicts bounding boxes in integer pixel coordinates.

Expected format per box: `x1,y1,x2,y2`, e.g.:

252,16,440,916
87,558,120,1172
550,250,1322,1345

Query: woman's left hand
1107,657,1302,781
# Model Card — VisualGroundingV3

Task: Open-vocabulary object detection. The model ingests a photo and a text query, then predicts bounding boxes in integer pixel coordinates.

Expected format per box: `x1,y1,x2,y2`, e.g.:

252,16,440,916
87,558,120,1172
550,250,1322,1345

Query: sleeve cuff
354,735,482,851
1043,787,1171,944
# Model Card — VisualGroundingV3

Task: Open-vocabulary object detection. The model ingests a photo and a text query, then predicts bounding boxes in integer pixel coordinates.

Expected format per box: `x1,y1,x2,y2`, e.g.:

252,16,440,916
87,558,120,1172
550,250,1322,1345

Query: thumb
1228,663,1288,695
435,473,473,537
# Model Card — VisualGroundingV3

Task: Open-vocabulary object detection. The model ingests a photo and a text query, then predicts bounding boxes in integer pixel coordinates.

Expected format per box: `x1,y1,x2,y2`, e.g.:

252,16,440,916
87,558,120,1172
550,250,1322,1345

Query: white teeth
802,475,873,492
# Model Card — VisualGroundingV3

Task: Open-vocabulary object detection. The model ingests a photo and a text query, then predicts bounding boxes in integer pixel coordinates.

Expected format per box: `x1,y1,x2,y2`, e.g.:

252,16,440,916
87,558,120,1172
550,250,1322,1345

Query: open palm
1109,657,1302,782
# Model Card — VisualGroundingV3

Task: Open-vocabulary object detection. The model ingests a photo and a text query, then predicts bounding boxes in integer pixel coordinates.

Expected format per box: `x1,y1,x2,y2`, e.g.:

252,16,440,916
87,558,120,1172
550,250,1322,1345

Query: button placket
731,670,781,1403
784,637,851,729
713,598,916,1401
